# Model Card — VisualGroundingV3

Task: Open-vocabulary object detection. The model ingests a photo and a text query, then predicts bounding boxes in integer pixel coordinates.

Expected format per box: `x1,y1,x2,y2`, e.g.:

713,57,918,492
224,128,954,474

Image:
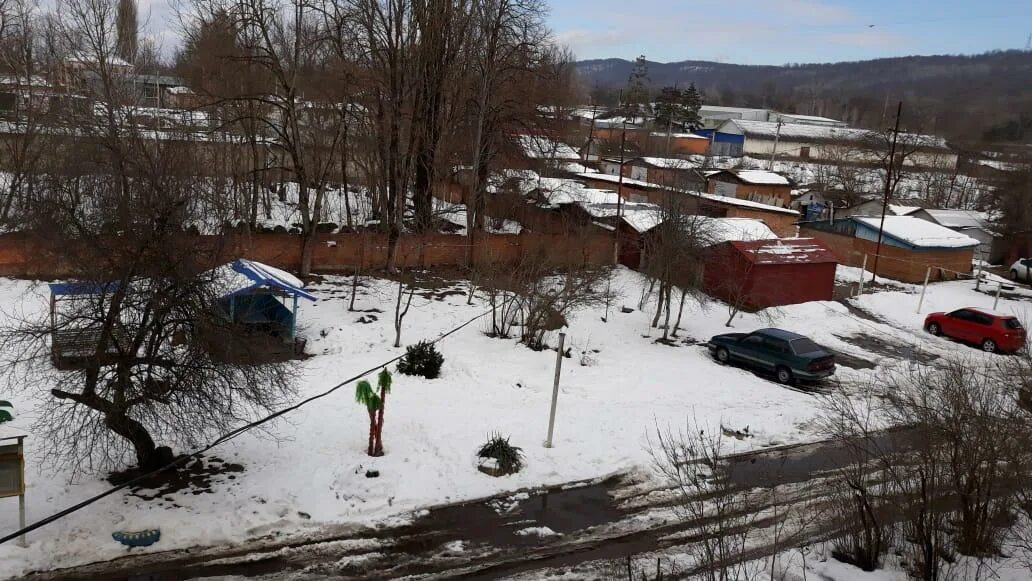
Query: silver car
1010,258,1032,282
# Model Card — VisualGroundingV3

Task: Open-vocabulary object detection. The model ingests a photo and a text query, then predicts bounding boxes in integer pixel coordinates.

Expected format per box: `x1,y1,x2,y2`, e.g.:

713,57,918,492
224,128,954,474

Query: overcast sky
550,0,1026,65
137,0,1026,66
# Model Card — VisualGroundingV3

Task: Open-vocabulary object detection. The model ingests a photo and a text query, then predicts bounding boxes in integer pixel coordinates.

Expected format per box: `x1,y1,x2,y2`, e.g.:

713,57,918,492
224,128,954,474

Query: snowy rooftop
854,216,980,249
888,204,922,216
707,218,778,244
634,156,701,169
647,132,708,139
723,119,951,151
213,259,316,301
920,209,990,231
515,135,581,161
725,169,791,186
733,238,838,265
575,172,799,216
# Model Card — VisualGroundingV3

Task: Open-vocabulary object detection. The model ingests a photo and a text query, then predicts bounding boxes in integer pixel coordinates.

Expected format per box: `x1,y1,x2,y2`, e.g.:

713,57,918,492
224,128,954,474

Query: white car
1010,258,1032,282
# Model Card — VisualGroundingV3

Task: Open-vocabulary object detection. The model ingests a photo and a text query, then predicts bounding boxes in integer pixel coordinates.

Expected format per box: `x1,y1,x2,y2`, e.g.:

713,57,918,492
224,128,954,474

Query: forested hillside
577,51,1032,144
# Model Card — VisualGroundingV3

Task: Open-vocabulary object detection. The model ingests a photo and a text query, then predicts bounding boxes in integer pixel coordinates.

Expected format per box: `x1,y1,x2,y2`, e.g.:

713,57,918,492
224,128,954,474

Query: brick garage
703,238,838,309
799,216,979,283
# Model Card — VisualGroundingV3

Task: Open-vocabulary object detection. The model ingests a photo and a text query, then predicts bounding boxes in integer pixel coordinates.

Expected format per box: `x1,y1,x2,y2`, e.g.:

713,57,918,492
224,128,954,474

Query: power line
0,301,500,546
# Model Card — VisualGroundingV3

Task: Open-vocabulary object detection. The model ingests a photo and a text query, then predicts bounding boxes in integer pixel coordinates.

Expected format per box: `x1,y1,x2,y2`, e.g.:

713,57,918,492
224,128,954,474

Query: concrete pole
18,493,26,547
994,283,1002,311
544,332,566,449
916,267,932,314
857,254,868,297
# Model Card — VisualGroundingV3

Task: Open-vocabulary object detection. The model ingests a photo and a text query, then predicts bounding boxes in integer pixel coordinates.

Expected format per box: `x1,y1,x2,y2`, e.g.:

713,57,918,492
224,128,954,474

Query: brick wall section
0,232,614,278
723,207,798,238
799,226,975,283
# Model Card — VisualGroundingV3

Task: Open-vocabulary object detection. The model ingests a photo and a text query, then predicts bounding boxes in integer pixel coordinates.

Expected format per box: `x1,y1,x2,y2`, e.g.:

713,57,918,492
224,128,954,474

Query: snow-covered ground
0,266,1028,578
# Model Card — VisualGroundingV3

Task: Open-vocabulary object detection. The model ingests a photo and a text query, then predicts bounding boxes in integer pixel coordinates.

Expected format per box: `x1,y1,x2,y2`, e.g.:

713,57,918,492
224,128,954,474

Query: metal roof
48,281,119,296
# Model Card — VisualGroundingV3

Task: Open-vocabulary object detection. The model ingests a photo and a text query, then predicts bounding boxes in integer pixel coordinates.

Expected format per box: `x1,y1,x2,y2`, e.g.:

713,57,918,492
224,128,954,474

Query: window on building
799,146,810,159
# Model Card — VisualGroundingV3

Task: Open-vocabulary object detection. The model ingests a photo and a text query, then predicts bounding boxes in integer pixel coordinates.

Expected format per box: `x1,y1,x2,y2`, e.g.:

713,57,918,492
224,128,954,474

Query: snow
514,526,558,537
636,157,700,169
433,199,523,235
706,218,778,244
724,119,951,150
853,216,980,249
919,208,990,230
0,267,902,577
696,191,799,216
729,169,791,186
887,204,921,216
515,135,581,161
4,258,1029,577
646,132,708,139
573,174,796,219
620,207,663,233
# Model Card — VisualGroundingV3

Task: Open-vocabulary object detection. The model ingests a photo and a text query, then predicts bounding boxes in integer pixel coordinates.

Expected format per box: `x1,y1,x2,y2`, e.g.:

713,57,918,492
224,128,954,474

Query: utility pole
768,119,783,170
870,101,903,283
583,102,599,161
603,121,628,323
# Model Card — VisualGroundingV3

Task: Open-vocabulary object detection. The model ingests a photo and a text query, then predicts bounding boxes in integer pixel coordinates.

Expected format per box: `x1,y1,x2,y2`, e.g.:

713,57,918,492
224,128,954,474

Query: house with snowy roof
799,215,980,283
706,169,794,208
622,157,707,190
909,208,1003,263
703,238,839,310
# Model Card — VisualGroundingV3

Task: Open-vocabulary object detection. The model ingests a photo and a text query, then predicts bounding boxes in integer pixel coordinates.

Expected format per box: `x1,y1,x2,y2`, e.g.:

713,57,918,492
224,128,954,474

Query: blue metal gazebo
214,259,316,341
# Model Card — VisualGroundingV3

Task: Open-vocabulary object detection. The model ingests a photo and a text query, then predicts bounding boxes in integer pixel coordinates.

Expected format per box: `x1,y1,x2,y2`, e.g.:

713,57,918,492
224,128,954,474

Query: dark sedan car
708,328,836,384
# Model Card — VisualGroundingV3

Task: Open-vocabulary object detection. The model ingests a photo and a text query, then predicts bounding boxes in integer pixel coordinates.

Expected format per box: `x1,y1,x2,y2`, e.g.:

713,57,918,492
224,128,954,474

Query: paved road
21,431,911,581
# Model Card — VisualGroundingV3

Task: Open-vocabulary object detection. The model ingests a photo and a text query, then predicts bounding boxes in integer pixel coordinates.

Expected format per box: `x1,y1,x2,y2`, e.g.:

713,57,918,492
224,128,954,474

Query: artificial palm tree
355,369,393,456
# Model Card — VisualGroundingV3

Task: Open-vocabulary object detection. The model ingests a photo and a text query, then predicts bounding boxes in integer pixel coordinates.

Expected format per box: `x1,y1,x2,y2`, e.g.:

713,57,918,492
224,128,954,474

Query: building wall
702,243,835,309
798,225,975,283
721,206,797,238
0,231,615,278
741,136,959,169
706,177,793,209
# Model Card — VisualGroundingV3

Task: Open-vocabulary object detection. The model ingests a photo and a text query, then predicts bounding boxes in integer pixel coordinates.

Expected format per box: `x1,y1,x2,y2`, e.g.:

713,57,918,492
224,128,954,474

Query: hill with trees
576,51,1032,145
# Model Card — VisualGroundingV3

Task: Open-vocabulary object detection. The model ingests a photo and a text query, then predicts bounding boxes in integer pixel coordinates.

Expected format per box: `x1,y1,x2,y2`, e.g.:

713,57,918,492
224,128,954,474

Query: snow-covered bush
477,433,524,475
397,341,444,379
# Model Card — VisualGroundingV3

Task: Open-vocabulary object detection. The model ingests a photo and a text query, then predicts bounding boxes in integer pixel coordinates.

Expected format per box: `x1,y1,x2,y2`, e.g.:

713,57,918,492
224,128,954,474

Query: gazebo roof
216,259,316,302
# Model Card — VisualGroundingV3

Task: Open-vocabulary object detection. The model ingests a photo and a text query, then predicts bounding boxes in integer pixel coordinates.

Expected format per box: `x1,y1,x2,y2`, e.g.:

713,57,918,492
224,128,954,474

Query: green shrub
478,433,524,474
0,400,12,424
397,341,444,379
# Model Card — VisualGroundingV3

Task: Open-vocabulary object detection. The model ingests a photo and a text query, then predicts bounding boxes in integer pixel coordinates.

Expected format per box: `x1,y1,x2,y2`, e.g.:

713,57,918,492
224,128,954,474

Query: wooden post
544,332,566,448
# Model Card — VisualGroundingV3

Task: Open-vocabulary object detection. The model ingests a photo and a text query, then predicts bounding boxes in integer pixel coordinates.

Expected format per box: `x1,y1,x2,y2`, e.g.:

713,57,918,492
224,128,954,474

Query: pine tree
622,55,651,121
681,83,704,129
653,85,684,130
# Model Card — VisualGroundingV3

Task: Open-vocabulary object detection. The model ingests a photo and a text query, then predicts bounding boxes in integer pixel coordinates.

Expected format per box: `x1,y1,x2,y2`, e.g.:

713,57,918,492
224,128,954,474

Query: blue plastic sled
112,529,161,547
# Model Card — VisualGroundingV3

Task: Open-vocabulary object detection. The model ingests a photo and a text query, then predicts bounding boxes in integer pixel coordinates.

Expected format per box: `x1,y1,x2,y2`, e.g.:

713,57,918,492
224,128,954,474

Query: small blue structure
112,529,161,547
215,259,316,341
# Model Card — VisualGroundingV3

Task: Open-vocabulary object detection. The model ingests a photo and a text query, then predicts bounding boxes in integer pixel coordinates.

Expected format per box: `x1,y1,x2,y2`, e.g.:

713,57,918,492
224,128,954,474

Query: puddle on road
405,476,624,549
835,332,939,364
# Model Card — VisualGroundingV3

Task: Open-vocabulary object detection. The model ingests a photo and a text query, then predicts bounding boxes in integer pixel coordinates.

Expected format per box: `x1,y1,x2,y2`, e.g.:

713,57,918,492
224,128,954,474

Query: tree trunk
672,289,688,337
105,411,163,469
373,388,387,456
366,407,377,456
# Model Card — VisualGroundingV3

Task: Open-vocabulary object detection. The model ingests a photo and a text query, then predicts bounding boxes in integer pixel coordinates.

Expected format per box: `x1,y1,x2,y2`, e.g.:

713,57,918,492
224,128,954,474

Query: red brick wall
798,226,975,283
702,243,835,309
0,232,615,278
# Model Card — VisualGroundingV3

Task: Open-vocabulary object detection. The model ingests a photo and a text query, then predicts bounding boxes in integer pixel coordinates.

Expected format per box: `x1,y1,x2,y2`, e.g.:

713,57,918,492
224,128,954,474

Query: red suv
924,308,1026,353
